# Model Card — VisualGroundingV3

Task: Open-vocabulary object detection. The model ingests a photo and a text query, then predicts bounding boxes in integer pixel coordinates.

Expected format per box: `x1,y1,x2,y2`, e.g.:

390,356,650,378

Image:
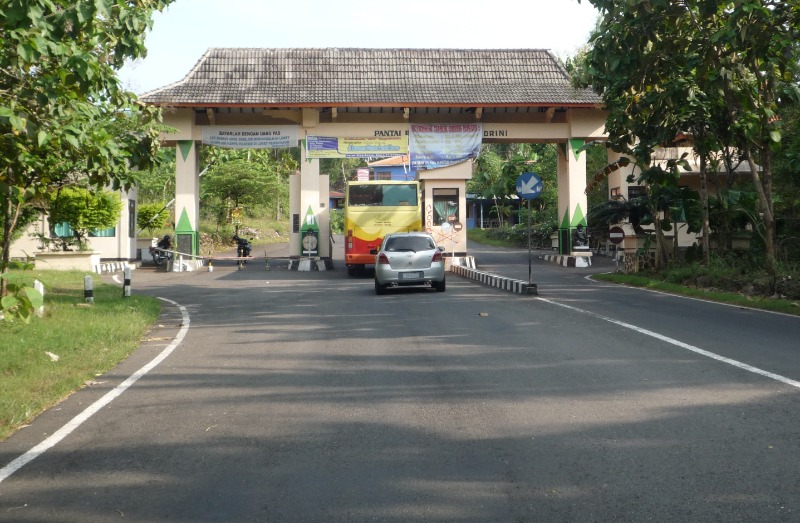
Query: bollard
34,279,44,317
122,266,131,297
84,275,94,304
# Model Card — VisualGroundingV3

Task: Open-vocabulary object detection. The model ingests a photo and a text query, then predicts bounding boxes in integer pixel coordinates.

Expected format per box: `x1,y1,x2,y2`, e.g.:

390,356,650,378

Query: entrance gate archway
140,48,606,263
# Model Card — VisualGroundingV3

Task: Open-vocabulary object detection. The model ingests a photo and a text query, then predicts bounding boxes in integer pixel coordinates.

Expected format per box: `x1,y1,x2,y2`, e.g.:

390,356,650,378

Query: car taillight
432,250,443,263
377,253,390,265
347,230,353,249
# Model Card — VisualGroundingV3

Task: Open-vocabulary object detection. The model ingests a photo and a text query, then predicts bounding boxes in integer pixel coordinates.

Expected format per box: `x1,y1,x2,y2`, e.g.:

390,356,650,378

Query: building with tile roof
140,48,602,109
139,47,607,263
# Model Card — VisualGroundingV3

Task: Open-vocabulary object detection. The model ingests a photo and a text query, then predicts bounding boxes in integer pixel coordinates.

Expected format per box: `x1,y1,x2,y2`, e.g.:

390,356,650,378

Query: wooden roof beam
261,109,303,123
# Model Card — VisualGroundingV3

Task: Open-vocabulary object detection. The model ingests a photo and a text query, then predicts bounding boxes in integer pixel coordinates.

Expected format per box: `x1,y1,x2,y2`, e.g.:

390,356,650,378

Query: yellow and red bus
344,180,422,275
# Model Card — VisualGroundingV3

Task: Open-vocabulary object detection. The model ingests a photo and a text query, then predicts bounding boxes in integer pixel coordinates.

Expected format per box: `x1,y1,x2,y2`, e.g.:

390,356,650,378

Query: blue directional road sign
516,172,543,200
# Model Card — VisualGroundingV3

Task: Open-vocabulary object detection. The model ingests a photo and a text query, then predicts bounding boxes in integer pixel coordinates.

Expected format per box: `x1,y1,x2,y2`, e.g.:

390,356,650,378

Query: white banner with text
201,126,299,149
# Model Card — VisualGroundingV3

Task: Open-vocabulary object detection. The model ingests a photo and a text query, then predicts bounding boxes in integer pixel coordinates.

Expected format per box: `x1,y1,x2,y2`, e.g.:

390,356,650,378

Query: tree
137,202,170,236
1,0,174,294
470,145,509,226
772,102,800,263
320,157,367,192
470,144,551,228
583,0,800,286
136,148,176,204
200,150,297,230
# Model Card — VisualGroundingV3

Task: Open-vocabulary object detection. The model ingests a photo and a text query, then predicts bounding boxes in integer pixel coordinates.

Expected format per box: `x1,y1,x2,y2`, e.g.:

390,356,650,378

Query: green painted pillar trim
558,209,569,255
570,203,587,227
178,140,194,162
300,205,320,256
560,208,570,229
175,207,199,256
569,138,585,161
176,207,193,233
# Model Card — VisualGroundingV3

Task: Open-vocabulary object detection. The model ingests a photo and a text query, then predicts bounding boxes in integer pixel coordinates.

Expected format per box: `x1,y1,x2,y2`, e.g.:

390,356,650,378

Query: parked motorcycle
149,234,173,266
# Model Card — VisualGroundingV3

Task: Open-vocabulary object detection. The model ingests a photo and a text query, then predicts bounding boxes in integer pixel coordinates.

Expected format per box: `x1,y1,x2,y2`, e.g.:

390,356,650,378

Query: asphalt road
0,241,798,522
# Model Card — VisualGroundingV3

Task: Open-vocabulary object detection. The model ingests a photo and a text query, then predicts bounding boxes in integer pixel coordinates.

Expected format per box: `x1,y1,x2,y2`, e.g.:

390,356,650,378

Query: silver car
373,232,446,294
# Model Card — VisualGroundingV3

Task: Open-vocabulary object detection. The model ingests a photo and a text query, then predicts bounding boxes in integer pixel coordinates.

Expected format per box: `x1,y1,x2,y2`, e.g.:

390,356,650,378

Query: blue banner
409,123,482,170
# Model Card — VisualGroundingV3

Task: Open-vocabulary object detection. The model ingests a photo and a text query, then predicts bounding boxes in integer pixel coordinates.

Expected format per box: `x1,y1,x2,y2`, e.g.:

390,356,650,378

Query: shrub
137,203,170,235
48,188,122,250
330,209,344,234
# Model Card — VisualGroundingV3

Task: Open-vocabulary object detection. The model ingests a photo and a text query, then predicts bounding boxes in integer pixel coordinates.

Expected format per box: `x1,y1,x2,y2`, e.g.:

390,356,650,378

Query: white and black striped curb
541,254,592,268
450,264,537,295
93,262,139,274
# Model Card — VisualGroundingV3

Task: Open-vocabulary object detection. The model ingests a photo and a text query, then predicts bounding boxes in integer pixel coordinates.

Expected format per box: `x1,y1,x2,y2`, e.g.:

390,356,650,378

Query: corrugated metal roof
139,48,602,107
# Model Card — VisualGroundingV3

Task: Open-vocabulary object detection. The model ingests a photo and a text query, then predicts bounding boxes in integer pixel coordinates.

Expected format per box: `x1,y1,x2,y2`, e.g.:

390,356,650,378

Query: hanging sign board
306,136,408,159
201,126,299,149
409,123,482,169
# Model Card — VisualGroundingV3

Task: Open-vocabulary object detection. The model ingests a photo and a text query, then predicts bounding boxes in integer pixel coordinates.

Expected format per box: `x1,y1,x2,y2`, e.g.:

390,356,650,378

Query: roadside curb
541,254,592,268
450,264,537,295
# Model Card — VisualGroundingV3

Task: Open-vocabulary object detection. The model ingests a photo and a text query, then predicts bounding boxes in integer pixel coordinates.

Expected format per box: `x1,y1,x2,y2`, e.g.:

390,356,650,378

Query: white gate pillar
175,140,200,254
556,139,589,256
290,144,330,258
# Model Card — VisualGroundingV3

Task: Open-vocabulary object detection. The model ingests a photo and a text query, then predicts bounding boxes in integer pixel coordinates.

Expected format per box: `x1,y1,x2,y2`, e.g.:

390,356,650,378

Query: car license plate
400,271,423,280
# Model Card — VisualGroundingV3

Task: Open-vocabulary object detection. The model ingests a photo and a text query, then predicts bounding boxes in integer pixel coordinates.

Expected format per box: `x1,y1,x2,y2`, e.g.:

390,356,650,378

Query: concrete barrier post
34,279,44,317
123,267,131,297
84,275,94,304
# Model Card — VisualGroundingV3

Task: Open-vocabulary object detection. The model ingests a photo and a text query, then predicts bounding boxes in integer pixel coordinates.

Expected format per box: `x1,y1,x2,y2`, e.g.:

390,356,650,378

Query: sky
118,0,601,95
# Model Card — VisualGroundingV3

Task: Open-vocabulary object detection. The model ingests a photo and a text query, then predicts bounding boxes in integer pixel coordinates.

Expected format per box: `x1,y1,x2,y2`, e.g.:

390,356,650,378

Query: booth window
90,227,116,237
628,186,647,199
54,223,116,237
433,188,459,225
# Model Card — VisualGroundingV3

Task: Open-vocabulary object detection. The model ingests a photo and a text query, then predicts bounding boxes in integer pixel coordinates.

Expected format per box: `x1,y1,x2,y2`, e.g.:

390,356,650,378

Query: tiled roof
369,155,410,167
139,48,601,107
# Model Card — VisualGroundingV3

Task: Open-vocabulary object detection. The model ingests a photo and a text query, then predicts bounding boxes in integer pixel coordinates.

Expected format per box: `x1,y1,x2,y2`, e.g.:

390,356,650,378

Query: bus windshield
348,184,418,207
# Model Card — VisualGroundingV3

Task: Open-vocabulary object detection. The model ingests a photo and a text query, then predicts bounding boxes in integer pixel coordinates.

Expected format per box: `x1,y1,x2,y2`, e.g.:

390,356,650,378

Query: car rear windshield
385,236,435,252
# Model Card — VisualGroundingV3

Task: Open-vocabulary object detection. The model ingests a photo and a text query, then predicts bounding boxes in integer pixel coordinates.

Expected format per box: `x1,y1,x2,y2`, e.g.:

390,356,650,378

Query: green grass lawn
0,270,161,441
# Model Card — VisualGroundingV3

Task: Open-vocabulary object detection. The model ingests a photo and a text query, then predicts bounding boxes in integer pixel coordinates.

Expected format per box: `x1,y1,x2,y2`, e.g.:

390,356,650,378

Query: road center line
536,296,800,390
0,297,190,484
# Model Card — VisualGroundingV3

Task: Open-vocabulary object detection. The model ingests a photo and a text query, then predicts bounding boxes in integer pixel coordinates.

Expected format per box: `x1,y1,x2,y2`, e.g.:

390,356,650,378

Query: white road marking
537,296,800,390
0,297,190,484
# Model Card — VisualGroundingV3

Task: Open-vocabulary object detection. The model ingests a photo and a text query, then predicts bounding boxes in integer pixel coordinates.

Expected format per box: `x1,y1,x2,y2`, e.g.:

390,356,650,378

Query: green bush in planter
48,188,123,251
